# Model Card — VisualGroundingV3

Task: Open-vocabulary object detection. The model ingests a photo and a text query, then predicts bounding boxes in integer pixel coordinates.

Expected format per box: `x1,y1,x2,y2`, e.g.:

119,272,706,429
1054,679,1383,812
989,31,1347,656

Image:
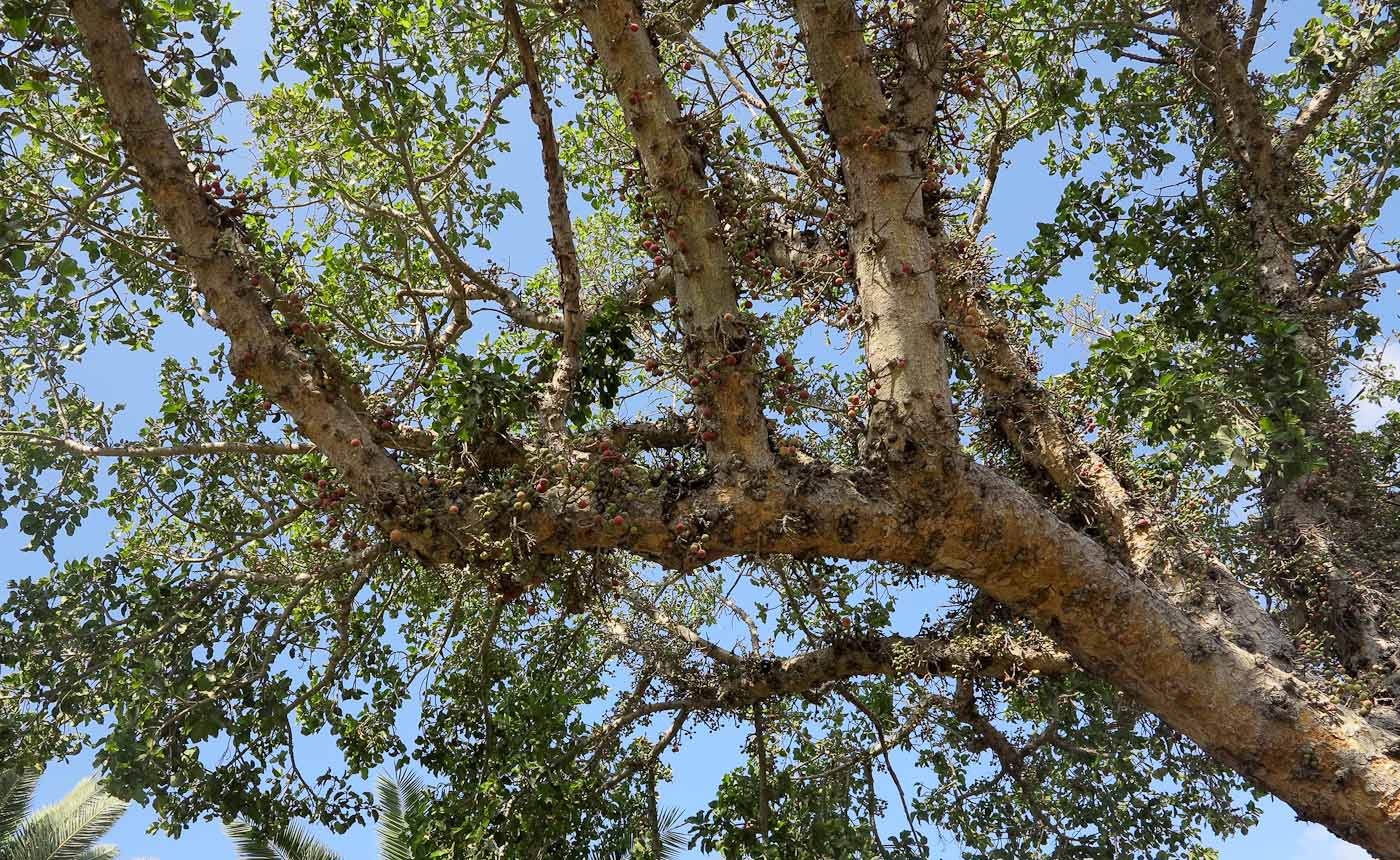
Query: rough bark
580,0,773,469
794,0,957,455
68,0,443,561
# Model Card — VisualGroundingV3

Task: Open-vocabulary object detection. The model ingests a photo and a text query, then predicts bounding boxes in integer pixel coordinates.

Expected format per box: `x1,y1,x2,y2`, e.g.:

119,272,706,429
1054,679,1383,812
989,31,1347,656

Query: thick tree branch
707,629,1073,707
467,452,1400,856
1172,0,1308,308
893,0,952,148
580,0,772,468
1173,0,1400,695
69,0,451,560
793,0,956,456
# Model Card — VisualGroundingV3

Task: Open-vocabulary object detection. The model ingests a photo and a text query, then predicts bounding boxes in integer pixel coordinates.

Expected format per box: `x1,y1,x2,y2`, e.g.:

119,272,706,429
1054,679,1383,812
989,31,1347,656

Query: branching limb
579,0,772,468
709,630,1072,707
600,706,691,792
69,0,461,562
0,431,314,459
1276,17,1400,163
504,0,585,443
793,0,956,455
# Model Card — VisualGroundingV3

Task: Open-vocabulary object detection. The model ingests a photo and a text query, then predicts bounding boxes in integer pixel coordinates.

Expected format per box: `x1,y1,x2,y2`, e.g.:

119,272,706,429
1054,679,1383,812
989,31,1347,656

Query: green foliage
913,679,1258,860
571,299,638,426
422,351,539,442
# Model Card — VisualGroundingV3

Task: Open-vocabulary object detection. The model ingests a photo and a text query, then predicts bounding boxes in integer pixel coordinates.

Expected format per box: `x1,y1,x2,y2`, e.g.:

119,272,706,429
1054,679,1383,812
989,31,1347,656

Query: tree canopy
2,0,1400,856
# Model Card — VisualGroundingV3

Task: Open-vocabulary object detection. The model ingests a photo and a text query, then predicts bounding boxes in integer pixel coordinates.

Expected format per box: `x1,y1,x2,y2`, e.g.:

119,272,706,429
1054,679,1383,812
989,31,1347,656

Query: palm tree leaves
589,806,689,860
226,769,683,860
0,773,127,860
225,770,428,860
0,770,41,845
652,806,687,860
373,771,427,860
223,820,343,860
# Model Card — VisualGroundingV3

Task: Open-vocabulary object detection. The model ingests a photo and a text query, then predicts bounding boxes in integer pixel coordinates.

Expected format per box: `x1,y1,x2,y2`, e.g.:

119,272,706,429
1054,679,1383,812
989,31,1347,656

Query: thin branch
1240,0,1267,60
504,0,585,442
1,431,315,459
752,702,772,844
719,34,821,184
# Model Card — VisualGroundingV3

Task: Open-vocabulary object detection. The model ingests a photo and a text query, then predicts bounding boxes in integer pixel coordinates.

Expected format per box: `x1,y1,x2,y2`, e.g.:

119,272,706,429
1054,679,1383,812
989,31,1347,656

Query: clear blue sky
5,1,1393,858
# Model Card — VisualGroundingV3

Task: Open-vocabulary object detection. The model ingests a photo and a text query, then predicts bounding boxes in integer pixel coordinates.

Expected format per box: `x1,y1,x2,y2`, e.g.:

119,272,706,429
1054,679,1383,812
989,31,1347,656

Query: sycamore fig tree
2,0,1400,855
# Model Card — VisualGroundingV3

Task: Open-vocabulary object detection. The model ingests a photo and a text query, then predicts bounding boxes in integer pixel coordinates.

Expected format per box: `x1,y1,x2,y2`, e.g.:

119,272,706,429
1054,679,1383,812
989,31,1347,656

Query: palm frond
223,821,286,860
375,770,427,860
223,819,340,860
0,769,41,844
655,807,689,860
73,844,119,860
4,777,127,860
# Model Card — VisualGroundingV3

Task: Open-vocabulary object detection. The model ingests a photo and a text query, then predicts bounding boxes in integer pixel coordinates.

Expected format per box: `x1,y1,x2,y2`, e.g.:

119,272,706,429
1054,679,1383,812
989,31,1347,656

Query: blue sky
6,0,1396,858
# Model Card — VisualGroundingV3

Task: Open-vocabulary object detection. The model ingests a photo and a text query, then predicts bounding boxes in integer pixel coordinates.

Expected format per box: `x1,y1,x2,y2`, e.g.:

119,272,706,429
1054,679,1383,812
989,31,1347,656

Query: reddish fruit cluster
315,478,349,514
